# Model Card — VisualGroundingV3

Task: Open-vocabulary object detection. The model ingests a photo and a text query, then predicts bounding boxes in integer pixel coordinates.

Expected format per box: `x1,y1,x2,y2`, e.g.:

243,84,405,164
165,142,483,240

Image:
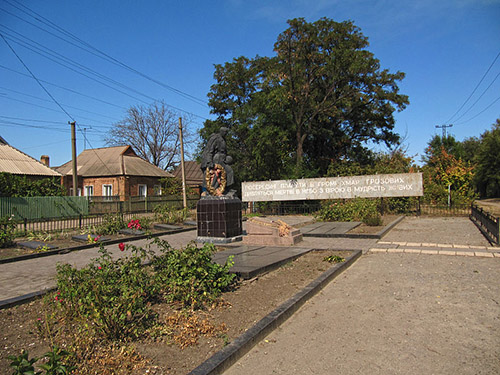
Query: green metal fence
0,196,89,220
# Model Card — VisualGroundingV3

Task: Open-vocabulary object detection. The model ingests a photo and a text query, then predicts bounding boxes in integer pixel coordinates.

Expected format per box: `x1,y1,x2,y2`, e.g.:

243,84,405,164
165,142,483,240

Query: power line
453,70,500,123
444,50,500,124
1,31,124,177
456,94,500,125
1,29,209,120
0,31,75,121
0,64,128,110
0,96,115,126
0,86,119,121
2,0,208,107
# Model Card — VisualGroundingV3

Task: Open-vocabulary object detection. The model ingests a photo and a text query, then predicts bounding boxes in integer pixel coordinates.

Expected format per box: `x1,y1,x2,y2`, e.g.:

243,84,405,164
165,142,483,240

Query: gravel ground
224,252,500,375
223,216,499,375
382,216,491,246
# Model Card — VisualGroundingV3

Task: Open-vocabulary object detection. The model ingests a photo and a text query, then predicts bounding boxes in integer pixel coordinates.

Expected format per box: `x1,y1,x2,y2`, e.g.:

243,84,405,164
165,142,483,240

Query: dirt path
476,198,500,216
224,252,500,375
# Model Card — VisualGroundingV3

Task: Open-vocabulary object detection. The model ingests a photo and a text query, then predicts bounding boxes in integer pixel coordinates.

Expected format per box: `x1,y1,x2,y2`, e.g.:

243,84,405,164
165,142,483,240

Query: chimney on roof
40,155,50,167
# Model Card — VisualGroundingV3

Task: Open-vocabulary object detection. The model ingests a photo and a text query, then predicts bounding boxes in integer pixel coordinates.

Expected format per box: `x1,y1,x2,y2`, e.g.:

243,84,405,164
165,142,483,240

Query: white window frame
103,184,113,197
84,185,94,197
138,184,147,198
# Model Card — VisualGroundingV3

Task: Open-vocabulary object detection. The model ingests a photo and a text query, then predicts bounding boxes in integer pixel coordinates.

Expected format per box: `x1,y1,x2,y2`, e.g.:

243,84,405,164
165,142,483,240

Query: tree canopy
201,17,409,181
474,119,500,197
106,101,195,171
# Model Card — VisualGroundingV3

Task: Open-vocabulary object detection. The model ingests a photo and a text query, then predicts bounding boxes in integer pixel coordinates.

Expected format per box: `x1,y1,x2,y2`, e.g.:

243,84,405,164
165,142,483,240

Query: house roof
172,161,204,185
0,138,61,177
55,146,173,178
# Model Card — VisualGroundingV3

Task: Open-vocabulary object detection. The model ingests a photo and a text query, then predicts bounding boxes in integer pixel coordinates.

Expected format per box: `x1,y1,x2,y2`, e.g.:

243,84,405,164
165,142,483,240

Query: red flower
119,243,125,251
98,266,102,270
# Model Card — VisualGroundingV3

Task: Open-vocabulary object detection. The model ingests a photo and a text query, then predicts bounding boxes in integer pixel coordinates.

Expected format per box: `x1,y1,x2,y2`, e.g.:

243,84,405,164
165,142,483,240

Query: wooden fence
0,196,89,220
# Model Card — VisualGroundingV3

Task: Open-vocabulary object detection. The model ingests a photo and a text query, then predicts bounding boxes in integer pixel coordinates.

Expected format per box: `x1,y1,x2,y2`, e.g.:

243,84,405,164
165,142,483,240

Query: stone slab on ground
16,241,58,250
300,222,361,237
71,234,109,243
213,245,312,279
154,224,182,231
119,229,144,236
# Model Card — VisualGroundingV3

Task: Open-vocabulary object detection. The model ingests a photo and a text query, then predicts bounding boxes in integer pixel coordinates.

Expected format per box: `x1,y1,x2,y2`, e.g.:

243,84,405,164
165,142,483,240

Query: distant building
55,146,172,200
171,160,204,194
0,137,61,179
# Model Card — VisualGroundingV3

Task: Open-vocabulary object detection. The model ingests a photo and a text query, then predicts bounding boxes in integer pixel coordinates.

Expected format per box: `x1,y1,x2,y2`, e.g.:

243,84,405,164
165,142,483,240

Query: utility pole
178,117,187,209
69,121,78,196
435,124,453,139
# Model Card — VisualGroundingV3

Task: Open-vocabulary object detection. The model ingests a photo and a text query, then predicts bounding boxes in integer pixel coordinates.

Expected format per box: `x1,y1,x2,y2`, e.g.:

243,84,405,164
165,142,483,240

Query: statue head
220,127,229,137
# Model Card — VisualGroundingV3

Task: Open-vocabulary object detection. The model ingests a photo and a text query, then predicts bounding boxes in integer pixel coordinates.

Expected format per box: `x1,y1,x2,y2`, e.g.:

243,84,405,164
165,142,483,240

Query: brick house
55,146,173,200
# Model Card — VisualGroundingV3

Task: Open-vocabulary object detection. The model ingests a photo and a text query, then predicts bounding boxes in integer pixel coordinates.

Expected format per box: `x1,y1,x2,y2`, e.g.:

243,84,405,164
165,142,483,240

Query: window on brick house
103,184,113,200
84,185,94,197
138,184,147,198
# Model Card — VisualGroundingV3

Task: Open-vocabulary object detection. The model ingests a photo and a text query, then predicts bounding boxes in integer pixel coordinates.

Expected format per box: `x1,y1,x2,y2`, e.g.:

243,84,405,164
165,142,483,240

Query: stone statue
200,127,235,196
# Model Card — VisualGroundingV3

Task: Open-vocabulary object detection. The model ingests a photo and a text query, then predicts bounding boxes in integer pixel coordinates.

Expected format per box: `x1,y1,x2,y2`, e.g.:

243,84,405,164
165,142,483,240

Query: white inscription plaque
242,173,423,202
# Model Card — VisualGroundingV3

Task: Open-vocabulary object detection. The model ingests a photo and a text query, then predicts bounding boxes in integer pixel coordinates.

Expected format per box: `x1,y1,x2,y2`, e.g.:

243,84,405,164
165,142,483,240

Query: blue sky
0,0,499,168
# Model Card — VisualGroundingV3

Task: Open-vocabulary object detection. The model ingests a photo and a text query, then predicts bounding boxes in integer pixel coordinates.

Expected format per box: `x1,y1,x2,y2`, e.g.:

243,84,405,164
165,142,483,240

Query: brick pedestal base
196,196,242,243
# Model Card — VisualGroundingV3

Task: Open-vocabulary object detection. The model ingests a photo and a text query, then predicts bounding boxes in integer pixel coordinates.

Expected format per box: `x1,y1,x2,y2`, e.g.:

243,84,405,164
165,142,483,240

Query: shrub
95,213,125,235
52,239,236,341
154,205,189,224
152,240,235,309
129,216,153,230
54,244,156,340
8,347,74,375
317,198,381,225
0,215,16,248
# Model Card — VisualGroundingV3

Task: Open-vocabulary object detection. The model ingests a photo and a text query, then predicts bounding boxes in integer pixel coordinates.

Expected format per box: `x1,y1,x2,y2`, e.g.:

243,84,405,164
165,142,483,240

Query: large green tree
201,17,409,181
421,134,466,165
475,119,500,198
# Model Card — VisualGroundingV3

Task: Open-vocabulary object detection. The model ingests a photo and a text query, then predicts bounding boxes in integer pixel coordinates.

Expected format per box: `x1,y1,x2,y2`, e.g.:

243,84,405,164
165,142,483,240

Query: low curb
0,227,196,265
0,287,57,310
302,216,404,239
188,249,362,375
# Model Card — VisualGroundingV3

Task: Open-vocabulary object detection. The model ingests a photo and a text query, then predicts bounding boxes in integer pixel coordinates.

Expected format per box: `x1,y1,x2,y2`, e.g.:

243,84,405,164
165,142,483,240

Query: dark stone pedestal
196,196,242,243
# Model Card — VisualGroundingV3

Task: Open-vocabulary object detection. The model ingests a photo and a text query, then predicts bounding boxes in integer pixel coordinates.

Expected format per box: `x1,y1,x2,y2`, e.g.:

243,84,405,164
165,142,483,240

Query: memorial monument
197,127,242,243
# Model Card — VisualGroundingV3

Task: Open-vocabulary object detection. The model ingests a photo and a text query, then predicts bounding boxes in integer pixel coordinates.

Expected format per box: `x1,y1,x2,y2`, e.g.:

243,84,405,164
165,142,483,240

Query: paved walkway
0,216,376,304
1,216,498,305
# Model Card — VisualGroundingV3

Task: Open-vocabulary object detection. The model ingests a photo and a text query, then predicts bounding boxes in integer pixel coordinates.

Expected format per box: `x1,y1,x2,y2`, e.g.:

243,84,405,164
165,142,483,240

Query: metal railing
470,204,499,245
418,203,470,217
15,212,153,235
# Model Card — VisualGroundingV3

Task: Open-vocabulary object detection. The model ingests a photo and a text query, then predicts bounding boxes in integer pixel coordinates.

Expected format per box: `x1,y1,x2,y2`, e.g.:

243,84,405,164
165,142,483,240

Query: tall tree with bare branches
105,101,194,170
